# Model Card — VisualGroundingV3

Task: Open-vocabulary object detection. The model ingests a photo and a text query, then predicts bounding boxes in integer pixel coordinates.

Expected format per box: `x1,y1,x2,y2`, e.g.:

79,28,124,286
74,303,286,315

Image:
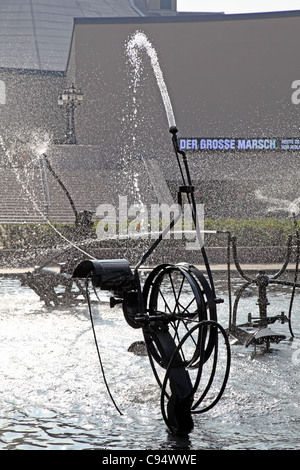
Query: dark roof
0,0,139,72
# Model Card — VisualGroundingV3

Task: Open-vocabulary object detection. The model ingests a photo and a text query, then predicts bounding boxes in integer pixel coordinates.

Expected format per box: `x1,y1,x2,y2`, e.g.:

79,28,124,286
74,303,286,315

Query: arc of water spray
126,31,176,129
0,134,94,259
38,156,51,217
125,31,204,252
255,190,300,217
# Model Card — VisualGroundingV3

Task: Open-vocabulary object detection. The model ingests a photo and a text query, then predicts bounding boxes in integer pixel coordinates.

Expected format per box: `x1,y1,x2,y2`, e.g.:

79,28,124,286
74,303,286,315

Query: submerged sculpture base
230,324,286,349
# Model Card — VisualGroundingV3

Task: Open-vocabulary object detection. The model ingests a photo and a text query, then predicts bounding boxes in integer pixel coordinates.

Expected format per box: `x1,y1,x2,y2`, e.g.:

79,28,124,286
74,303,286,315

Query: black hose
287,215,300,338
85,275,123,416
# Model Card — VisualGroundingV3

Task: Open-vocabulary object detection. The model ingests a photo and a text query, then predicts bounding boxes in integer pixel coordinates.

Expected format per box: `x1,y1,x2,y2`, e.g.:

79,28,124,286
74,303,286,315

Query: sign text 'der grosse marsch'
179,138,300,151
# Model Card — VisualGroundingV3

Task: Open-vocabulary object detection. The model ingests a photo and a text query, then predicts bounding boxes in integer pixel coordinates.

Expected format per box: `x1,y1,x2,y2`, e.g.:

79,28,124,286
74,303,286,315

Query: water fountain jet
72,31,231,433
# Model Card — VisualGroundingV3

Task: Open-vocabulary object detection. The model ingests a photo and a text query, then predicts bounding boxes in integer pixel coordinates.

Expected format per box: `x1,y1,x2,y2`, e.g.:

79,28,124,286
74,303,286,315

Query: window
160,0,172,10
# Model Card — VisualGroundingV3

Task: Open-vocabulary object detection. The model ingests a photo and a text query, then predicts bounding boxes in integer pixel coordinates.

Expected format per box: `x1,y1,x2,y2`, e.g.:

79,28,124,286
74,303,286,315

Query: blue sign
179,138,300,151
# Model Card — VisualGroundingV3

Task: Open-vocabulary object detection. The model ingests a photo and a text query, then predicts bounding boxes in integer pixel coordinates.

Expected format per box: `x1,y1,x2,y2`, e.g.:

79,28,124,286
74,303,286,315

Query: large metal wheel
142,264,230,435
142,264,218,389
160,320,231,433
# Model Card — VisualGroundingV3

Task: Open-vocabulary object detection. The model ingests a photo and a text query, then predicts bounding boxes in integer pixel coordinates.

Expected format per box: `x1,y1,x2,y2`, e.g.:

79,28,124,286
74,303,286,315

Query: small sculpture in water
224,217,300,350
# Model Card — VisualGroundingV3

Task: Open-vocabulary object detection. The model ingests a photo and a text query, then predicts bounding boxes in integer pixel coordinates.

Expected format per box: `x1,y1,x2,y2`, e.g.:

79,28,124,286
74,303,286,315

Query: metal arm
169,126,216,297
43,154,79,224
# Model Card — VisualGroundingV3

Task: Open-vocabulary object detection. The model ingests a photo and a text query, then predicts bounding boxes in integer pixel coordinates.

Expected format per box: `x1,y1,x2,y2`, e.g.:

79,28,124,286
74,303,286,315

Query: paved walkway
0,263,298,275
196,263,298,272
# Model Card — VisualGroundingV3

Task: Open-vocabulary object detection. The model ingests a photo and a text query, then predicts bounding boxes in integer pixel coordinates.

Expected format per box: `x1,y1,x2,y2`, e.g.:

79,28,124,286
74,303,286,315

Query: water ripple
0,277,299,449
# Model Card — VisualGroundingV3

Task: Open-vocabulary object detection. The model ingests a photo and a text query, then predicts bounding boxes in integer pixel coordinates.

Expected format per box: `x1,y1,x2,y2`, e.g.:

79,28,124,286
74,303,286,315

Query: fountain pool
0,29,299,451
0,273,299,450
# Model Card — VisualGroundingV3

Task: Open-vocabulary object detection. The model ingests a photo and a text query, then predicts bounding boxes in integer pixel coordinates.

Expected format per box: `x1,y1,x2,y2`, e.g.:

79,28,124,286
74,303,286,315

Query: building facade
1,5,300,223
65,12,300,218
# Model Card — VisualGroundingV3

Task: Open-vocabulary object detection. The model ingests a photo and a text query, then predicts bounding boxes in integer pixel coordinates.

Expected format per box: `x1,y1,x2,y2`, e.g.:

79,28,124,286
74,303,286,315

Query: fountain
72,125,231,436
0,129,97,306
71,31,231,435
1,27,299,444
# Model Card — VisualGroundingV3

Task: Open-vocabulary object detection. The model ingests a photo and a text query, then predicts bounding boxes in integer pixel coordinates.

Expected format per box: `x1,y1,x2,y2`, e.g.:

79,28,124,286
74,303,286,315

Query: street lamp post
58,83,83,144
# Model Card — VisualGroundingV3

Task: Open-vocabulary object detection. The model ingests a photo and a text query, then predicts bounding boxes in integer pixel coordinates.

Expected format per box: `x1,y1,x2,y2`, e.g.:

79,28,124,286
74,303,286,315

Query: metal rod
287,214,300,337
43,154,79,224
169,126,216,297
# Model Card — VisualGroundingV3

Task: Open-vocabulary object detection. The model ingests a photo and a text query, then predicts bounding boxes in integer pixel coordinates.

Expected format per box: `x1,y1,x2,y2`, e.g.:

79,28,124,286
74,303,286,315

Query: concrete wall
70,14,300,140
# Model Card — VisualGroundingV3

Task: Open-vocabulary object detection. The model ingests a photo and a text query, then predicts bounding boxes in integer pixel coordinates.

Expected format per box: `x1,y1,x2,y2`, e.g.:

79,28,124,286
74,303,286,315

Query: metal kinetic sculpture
73,127,231,436
225,217,300,350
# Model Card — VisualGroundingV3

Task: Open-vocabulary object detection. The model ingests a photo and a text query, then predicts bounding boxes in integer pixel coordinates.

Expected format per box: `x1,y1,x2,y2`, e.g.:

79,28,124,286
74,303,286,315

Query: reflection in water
0,275,299,450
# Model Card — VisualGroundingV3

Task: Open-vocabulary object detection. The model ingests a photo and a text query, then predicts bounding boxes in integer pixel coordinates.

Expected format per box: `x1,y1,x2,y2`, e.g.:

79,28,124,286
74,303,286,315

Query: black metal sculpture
225,216,300,350
19,155,95,306
72,127,231,435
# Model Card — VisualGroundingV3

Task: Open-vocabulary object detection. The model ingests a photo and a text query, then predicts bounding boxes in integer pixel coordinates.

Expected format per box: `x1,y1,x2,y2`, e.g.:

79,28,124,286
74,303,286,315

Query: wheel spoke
168,271,185,314
177,297,197,317
157,285,172,314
